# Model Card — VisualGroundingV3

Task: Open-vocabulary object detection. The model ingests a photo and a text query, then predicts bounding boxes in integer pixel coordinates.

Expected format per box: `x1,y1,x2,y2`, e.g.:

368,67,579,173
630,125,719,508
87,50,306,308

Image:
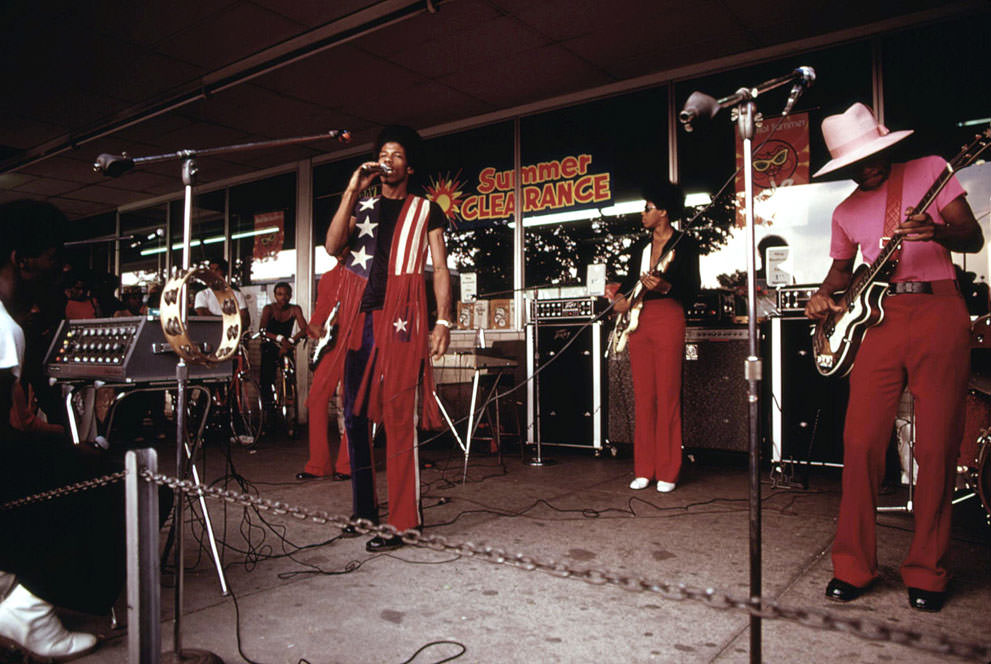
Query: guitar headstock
950,126,991,170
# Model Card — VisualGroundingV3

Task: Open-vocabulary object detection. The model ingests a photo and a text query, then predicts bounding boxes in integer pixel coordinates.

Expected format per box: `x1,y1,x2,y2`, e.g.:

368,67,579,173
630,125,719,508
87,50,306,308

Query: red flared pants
628,298,686,484
832,293,969,591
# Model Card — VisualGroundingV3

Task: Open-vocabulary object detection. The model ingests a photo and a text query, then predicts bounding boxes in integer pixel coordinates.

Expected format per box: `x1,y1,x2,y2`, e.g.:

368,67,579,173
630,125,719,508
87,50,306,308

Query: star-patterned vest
308,194,441,429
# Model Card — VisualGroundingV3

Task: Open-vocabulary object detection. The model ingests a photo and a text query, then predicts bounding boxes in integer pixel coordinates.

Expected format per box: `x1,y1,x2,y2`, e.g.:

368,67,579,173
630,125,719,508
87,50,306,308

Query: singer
612,181,699,493
320,125,451,552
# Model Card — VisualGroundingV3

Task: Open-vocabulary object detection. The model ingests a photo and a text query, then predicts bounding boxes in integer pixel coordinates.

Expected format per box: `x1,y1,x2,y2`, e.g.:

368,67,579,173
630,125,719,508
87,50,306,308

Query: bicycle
255,332,301,439
228,333,265,446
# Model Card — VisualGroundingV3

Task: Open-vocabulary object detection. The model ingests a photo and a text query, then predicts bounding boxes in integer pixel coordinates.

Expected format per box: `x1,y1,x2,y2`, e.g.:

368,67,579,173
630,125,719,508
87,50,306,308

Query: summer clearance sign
425,154,612,229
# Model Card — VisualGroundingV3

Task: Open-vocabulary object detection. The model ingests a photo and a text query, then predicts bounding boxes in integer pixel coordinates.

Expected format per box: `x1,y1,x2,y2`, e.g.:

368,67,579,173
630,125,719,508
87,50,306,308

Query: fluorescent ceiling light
685,192,712,206
958,117,991,128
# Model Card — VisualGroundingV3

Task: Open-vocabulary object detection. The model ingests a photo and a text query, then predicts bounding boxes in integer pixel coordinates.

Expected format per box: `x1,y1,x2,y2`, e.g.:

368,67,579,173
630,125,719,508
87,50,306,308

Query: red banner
252,211,284,260
734,113,810,226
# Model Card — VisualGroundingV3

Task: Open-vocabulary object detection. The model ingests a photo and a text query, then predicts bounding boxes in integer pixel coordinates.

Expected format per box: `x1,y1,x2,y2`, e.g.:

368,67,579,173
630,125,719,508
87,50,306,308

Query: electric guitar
812,128,991,378
609,232,682,355
308,301,340,371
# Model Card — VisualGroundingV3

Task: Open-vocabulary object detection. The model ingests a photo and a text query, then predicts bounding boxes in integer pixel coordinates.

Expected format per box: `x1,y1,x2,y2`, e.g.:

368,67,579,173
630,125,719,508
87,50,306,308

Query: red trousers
628,298,686,483
303,378,351,477
833,293,969,591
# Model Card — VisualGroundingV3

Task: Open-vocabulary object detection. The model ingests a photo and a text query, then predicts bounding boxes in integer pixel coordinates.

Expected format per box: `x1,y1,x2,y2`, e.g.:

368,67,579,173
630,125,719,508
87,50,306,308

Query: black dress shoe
908,587,946,612
295,471,321,480
340,524,361,538
365,535,404,552
825,578,871,602
332,472,351,481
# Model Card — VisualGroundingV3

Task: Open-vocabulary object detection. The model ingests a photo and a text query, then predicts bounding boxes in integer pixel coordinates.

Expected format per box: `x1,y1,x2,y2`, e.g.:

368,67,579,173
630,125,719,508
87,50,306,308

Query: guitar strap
881,163,905,258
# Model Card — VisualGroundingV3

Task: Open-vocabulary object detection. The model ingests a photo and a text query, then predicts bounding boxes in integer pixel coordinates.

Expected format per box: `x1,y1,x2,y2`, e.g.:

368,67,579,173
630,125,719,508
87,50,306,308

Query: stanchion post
126,448,161,664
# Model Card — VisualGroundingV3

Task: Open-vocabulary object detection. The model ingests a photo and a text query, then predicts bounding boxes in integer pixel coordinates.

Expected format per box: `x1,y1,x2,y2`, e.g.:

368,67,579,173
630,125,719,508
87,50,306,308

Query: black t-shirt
617,231,700,308
359,197,448,312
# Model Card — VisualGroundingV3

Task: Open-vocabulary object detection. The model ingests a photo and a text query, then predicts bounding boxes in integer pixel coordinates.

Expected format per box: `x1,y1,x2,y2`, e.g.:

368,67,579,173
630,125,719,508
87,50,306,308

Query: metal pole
738,101,763,664
126,448,161,664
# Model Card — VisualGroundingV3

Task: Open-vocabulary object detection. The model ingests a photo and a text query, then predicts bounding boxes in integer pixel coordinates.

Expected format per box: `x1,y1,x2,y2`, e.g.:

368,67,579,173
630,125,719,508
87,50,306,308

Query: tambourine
159,267,242,364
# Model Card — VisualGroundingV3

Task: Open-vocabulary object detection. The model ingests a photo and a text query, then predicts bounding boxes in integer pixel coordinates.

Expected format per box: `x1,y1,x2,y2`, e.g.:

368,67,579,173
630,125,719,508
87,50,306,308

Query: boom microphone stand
679,67,813,664
95,129,350,663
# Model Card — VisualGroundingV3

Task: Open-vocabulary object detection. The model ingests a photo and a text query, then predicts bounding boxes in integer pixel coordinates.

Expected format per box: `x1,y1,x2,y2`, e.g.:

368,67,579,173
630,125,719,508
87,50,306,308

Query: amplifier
532,297,605,321
44,316,233,383
776,284,820,316
686,289,736,324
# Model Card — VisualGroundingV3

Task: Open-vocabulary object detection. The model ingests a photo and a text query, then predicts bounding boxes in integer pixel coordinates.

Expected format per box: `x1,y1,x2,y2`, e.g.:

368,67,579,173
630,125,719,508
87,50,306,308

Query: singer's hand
430,324,450,359
347,162,382,193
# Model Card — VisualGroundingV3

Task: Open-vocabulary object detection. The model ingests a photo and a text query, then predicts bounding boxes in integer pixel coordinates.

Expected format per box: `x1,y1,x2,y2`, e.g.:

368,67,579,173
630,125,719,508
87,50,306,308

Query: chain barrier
0,471,127,512
138,469,989,662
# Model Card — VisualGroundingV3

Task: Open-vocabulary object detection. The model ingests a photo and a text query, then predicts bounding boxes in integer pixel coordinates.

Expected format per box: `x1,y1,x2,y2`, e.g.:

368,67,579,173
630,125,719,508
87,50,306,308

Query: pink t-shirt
829,155,966,282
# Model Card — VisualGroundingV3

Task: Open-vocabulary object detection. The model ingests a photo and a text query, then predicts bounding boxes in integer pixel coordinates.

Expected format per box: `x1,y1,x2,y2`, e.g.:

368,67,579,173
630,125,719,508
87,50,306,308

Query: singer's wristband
435,319,452,329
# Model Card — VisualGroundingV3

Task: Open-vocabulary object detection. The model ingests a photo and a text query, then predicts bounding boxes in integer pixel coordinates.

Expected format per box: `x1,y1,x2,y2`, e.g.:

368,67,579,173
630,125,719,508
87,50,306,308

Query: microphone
678,91,720,132
93,153,135,177
780,66,815,116
361,162,394,177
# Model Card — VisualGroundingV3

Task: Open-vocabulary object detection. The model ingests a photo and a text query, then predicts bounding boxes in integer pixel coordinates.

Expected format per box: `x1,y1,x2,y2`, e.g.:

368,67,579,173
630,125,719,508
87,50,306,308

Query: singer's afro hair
374,125,424,172
641,180,686,221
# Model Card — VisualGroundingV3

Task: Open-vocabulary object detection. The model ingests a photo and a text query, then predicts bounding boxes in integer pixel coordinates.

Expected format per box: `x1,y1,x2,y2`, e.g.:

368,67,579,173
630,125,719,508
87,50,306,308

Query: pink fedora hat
813,102,913,177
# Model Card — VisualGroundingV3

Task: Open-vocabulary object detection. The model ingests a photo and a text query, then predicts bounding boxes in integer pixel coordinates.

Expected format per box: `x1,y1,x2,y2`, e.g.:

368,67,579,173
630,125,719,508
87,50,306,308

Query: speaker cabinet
532,321,605,449
682,327,751,452
608,326,752,452
768,318,848,466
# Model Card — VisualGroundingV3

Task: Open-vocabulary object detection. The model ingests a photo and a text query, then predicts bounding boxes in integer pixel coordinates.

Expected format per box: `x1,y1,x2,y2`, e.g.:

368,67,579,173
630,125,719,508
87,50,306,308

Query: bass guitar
813,128,991,377
608,232,682,355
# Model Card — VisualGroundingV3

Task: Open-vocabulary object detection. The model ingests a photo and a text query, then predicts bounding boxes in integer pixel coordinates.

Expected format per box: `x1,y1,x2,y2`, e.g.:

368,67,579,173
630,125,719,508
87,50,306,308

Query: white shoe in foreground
656,480,676,493
0,584,98,661
629,477,650,490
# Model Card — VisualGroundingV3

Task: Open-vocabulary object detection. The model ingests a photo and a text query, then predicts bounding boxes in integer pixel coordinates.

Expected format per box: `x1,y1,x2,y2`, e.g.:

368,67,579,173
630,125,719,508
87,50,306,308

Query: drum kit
961,314,991,523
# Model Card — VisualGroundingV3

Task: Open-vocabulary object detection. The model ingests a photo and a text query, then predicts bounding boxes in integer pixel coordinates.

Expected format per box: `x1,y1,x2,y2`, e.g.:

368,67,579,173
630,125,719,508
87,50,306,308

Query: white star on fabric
359,198,378,212
393,318,408,334
350,246,373,270
355,218,378,238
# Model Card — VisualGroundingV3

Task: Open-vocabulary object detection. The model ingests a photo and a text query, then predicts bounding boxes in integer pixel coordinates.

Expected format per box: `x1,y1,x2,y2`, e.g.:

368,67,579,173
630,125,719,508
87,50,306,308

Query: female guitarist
612,181,699,493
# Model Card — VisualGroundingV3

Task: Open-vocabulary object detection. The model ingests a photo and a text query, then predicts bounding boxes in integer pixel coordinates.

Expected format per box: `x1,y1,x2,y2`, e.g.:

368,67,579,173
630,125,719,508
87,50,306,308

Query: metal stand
679,69,812,664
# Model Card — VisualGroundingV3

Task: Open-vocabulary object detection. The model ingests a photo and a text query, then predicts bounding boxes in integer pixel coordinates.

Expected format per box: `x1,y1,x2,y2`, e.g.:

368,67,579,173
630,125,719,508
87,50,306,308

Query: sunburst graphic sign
425,172,467,229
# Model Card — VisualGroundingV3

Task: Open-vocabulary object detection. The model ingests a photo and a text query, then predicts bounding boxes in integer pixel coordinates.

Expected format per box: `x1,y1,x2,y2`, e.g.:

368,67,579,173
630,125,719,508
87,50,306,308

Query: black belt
889,279,959,295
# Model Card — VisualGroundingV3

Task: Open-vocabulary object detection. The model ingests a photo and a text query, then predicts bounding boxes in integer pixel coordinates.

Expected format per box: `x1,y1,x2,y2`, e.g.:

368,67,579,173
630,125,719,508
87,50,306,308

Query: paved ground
60,426,991,664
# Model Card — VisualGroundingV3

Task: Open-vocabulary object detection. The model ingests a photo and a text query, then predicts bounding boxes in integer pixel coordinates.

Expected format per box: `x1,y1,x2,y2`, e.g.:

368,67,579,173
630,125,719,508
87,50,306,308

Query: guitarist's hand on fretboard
893,210,937,242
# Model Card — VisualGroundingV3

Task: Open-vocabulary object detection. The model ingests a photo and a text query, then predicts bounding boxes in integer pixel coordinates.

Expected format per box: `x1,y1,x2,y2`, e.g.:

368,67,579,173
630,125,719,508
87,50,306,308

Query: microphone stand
678,77,808,662
96,129,350,664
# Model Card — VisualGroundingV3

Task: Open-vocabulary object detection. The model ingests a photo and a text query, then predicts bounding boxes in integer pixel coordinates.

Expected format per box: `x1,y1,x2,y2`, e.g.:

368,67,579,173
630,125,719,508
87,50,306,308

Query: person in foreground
612,181,699,494
321,125,451,552
0,200,110,660
804,103,983,612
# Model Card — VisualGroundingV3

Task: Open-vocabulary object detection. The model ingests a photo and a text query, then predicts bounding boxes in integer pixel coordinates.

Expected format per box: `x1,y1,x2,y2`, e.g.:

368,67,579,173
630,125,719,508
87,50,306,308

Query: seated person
258,282,306,408
193,258,250,332
113,285,147,317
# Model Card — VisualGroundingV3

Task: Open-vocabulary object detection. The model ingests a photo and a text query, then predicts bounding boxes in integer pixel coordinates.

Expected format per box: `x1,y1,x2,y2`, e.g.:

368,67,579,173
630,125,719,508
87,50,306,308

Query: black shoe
825,578,871,602
340,524,361,538
332,472,350,481
365,535,404,552
908,587,946,612
295,471,321,480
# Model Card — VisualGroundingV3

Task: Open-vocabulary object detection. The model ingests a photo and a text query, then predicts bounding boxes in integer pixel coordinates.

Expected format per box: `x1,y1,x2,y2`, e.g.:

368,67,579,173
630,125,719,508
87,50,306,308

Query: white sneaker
0,584,98,660
656,480,676,493
629,477,650,490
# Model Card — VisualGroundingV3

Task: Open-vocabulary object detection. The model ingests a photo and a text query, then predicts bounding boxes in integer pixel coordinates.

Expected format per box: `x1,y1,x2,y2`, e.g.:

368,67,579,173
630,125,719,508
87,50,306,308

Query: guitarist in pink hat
805,102,985,612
